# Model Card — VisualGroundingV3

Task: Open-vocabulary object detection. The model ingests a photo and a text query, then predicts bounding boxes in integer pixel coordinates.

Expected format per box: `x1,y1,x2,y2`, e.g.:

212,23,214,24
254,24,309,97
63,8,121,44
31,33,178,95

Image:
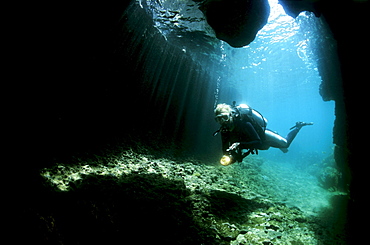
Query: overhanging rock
197,0,270,47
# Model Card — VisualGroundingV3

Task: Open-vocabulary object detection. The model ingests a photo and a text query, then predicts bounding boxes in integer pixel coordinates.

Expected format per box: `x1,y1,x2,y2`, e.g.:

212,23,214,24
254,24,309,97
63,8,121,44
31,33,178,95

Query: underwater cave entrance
212,0,346,217
216,0,338,165
125,0,342,175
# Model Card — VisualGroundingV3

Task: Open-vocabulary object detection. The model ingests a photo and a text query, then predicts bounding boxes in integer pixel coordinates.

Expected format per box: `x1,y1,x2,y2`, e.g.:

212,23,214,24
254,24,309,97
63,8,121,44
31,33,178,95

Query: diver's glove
289,121,314,130
228,142,240,152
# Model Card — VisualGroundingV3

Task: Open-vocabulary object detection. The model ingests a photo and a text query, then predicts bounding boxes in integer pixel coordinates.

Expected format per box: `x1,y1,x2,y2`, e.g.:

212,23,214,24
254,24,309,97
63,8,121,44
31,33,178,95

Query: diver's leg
285,122,314,147
264,122,313,151
264,130,288,148
265,127,301,150
285,127,300,148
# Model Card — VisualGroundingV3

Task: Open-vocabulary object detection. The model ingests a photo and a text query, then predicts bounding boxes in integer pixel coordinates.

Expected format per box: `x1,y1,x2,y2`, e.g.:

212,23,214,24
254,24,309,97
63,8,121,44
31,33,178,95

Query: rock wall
278,0,368,240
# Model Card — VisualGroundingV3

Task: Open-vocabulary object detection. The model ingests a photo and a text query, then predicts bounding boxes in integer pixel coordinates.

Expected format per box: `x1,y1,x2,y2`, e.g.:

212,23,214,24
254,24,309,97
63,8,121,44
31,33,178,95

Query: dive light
220,142,241,166
220,155,235,166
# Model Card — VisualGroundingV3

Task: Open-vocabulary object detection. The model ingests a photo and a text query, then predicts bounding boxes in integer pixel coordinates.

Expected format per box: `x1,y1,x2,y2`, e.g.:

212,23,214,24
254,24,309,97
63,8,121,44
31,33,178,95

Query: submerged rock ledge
33,150,346,244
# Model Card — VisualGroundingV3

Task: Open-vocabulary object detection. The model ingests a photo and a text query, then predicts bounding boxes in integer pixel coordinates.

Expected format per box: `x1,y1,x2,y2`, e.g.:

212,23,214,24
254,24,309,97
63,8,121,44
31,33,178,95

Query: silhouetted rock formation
198,0,270,47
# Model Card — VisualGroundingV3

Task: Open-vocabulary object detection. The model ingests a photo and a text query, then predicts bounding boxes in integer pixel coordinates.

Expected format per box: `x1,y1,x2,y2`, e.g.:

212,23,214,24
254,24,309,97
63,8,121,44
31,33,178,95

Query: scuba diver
214,102,313,166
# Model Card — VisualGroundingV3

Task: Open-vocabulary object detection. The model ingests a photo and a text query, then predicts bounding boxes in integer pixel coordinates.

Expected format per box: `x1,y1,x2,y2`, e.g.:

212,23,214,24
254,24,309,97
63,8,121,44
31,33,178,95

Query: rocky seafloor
29,149,348,244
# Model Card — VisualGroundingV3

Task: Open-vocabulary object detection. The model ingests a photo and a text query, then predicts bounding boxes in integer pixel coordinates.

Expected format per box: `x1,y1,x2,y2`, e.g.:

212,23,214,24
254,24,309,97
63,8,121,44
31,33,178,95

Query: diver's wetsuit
264,127,300,149
221,114,302,156
221,121,262,154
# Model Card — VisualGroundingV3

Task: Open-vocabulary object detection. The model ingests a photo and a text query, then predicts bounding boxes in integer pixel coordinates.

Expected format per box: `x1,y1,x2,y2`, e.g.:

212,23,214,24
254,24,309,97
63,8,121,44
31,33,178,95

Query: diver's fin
289,122,314,130
279,148,288,153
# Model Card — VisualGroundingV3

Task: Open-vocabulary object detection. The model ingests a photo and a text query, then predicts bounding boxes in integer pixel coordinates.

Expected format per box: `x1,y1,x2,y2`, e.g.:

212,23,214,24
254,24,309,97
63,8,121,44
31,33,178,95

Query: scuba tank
232,101,267,141
233,102,267,131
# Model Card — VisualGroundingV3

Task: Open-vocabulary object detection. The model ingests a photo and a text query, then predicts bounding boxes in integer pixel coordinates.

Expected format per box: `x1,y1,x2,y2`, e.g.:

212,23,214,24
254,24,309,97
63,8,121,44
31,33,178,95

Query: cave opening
215,0,338,163
211,0,344,214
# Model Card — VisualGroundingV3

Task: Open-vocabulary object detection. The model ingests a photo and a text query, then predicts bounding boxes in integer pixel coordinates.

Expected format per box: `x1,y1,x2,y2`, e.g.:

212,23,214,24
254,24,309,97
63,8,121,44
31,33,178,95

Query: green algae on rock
37,150,347,244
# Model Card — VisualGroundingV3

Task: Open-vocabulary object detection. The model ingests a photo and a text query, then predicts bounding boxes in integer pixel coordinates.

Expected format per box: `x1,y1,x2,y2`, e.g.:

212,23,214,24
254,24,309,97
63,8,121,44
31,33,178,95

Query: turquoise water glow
218,0,335,163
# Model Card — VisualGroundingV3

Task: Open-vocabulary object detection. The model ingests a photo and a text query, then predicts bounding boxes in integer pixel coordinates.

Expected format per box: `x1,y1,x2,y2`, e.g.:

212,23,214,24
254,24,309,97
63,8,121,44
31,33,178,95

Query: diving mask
215,113,231,124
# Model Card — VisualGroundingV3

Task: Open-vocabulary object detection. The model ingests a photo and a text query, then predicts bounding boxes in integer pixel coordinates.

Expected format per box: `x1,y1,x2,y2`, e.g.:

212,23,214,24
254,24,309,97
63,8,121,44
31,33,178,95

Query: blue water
218,0,335,163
